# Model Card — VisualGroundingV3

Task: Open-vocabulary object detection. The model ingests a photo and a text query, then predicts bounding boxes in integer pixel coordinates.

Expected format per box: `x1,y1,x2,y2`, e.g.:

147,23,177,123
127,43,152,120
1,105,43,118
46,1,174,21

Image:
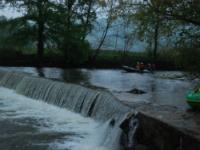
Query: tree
121,18,136,56
146,0,200,48
3,0,96,65
81,0,96,41
160,0,200,48
161,0,200,27
133,1,167,60
54,0,96,64
91,0,116,62
4,0,59,64
114,2,137,56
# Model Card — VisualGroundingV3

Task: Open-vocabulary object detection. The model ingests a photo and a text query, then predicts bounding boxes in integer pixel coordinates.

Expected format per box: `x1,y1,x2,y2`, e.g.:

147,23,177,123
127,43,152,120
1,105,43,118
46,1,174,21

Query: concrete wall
135,112,200,150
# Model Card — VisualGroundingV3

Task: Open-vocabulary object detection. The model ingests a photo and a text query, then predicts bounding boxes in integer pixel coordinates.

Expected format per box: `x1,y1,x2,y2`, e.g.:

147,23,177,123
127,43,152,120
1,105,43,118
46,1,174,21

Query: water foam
0,87,117,150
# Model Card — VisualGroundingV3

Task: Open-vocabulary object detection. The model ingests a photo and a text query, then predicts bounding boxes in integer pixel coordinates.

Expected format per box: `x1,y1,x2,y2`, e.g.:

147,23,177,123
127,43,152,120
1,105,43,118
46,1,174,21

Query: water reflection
61,69,89,84
36,67,45,77
34,68,89,84
0,67,199,109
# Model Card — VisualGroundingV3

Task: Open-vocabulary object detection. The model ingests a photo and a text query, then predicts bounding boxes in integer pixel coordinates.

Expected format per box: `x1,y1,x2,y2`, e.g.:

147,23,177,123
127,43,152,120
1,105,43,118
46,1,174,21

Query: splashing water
0,87,120,150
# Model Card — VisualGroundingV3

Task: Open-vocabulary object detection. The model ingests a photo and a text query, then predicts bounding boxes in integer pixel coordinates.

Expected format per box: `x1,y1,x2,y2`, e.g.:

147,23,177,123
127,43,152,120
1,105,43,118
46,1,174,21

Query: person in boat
136,62,140,70
139,62,145,71
147,63,152,71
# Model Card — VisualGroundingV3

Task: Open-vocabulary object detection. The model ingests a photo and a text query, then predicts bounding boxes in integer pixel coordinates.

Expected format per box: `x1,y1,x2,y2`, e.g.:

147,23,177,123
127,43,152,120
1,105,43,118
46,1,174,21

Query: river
0,67,199,150
0,67,198,109
0,87,119,150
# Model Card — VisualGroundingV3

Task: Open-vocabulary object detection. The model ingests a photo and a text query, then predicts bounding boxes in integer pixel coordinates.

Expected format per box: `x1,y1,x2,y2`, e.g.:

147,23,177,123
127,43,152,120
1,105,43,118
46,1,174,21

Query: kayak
186,90,200,109
122,66,151,73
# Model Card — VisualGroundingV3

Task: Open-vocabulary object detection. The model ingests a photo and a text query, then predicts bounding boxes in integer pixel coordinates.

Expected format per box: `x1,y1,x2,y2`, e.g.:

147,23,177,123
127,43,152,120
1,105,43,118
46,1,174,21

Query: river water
0,67,199,150
0,67,199,109
0,87,117,150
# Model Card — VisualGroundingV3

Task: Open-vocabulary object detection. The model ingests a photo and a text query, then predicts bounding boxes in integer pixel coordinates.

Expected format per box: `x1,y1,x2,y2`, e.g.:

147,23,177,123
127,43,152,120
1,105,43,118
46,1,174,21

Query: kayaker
194,87,200,93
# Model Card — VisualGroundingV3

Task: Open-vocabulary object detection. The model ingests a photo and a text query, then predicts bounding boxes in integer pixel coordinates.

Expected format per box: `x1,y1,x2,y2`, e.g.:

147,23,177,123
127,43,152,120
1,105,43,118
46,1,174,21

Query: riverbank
0,50,179,70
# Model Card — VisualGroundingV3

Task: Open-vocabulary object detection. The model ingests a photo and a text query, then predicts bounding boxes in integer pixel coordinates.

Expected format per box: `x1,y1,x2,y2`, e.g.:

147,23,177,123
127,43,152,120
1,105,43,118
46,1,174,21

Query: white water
0,87,118,150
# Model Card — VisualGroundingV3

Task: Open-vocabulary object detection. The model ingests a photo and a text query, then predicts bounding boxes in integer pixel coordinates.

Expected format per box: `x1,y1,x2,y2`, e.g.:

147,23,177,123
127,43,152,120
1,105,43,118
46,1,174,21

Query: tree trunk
37,1,46,66
92,23,110,62
37,20,44,65
91,0,114,62
153,18,159,60
82,0,93,41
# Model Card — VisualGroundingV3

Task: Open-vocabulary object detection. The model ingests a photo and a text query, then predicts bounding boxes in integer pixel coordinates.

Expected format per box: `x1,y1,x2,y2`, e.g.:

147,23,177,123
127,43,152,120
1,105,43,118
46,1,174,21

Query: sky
0,7,22,18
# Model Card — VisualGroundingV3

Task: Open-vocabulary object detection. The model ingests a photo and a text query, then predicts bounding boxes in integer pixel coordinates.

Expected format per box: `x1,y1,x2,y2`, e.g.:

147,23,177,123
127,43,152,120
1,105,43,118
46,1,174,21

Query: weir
0,71,137,150
1,71,200,150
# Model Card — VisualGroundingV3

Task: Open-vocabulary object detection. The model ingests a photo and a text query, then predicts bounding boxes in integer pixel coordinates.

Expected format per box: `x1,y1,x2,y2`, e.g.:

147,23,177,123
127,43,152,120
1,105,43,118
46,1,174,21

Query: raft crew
135,62,147,71
139,62,145,71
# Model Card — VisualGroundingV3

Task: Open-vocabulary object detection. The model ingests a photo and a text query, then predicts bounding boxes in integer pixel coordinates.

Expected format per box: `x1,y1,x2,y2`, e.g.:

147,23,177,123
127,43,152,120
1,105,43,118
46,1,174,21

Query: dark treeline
0,0,97,66
0,0,200,71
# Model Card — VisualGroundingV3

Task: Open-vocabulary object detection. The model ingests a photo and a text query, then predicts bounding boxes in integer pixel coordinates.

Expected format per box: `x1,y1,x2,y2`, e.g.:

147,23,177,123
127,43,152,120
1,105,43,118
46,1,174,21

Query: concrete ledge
135,111,200,150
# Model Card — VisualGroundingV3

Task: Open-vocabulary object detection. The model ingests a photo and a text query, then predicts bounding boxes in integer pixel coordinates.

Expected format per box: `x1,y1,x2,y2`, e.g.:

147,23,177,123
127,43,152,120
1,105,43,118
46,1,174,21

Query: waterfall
0,71,138,149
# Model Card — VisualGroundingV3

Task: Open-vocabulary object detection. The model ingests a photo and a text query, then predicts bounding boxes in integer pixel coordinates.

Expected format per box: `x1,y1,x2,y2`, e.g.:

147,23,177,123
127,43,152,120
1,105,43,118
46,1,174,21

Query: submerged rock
128,88,146,94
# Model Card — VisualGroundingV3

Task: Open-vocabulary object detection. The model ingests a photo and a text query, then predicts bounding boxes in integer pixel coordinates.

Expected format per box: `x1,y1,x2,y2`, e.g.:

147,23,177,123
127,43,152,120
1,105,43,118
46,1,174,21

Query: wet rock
120,112,139,150
128,88,146,94
109,118,115,127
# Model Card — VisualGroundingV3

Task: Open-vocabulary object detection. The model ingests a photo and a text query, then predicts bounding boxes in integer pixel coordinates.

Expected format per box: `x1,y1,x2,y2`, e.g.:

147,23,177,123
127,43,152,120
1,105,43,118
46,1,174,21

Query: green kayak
186,90,200,109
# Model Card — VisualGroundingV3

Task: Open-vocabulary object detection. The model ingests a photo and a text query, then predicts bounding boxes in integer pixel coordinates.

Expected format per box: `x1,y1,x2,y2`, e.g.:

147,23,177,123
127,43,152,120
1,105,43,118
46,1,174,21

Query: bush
62,40,91,65
175,48,200,71
0,47,23,58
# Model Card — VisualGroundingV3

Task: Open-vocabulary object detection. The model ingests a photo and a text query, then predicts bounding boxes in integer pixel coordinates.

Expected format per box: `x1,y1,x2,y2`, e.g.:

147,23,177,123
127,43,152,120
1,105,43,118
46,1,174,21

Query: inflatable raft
186,89,200,109
122,66,151,73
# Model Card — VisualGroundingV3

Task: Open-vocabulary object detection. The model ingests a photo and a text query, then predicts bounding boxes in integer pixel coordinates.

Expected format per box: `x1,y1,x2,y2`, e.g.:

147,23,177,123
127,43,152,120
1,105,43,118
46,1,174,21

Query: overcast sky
0,7,22,18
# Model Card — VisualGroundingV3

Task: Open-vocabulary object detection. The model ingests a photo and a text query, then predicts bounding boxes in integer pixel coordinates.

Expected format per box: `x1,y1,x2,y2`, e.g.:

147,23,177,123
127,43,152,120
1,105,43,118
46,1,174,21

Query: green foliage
97,50,150,66
0,48,22,58
162,0,200,26
118,0,200,68
1,0,96,64
1,0,200,70
174,48,200,71
62,39,91,64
